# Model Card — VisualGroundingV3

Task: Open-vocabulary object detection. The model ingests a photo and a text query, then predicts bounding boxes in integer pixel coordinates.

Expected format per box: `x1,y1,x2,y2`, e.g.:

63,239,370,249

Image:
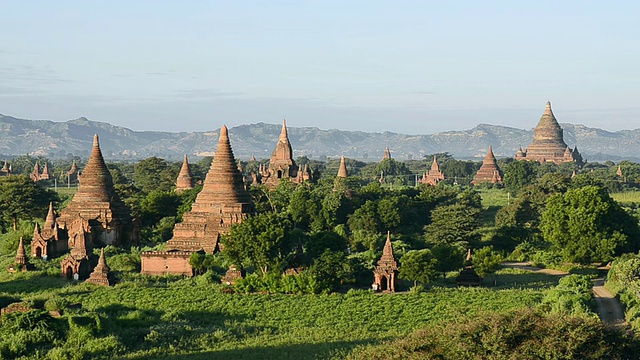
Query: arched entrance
379,275,388,291
65,266,73,280
35,247,42,258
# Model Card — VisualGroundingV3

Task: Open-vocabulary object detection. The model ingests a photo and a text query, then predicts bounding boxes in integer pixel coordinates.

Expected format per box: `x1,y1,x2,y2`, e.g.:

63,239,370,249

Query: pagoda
8,237,29,273
419,155,444,186
257,120,310,187
372,232,399,292
381,147,391,161
67,160,79,184
60,222,92,280
515,102,583,165
56,134,138,248
175,154,194,192
31,202,68,259
471,146,503,185
141,125,254,276
86,248,111,286
337,156,348,178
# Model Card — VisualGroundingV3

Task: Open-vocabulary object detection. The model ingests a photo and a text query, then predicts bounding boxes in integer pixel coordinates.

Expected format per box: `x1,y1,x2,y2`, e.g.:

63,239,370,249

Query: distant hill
1,114,639,162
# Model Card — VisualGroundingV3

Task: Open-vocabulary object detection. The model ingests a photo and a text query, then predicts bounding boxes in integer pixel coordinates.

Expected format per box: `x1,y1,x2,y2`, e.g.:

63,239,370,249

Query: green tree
133,157,178,193
222,213,296,275
305,231,349,262
541,186,640,264
431,244,465,276
0,176,59,231
503,160,538,195
399,249,438,286
471,246,503,278
426,203,481,249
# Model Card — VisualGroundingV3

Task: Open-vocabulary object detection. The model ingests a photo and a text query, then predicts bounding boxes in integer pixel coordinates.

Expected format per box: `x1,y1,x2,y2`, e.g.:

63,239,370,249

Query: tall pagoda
419,155,445,186
141,125,254,276
515,101,583,165
372,232,399,292
337,156,348,178
471,146,503,185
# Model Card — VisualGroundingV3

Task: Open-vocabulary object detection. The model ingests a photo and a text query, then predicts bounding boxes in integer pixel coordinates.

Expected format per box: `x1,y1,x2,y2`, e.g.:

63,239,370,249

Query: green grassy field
0,255,555,360
610,191,640,205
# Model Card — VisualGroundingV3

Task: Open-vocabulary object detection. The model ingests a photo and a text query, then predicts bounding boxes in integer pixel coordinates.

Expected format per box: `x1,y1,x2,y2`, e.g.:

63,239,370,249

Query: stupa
337,156,348,178
8,237,29,273
67,160,79,184
56,134,139,248
141,125,254,276
419,155,444,185
372,232,398,292
471,146,503,185
257,120,310,187
175,154,194,192
381,147,391,161
86,248,111,286
515,102,583,165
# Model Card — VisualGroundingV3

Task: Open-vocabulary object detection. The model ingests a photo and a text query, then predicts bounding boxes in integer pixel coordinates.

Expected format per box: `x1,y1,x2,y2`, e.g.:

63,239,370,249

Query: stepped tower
419,155,445,185
41,162,52,180
515,102,583,165
337,156,348,178
141,125,254,276
381,147,391,161
372,232,398,292
86,248,111,286
471,146,503,185
8,237,29,273
175,154,194,192
56,134,138,247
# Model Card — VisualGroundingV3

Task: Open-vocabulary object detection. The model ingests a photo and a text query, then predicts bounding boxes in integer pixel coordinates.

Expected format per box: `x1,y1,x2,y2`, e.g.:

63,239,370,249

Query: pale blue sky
1,1,639,134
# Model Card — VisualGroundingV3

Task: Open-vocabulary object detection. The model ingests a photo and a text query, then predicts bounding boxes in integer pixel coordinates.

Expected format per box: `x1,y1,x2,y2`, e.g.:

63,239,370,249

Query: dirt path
501,262,626,327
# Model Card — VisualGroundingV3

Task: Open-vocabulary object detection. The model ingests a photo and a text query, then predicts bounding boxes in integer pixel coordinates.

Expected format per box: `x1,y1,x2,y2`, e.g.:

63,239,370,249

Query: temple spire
382,231,394,259
176,154,194,192
337,156,348,178
45,202,56,228
16,237,26,264
279,119,289,142
86,248,111,286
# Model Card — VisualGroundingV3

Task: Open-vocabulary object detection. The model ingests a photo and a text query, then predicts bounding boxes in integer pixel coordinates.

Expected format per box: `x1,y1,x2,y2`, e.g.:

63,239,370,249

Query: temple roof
71,134,118,203
472,146,503,185
431,155,440,171
269,119,295,168
176,154,194,191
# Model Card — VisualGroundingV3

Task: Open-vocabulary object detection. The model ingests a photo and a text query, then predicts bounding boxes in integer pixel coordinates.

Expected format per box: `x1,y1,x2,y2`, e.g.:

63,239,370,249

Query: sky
1,1,639,134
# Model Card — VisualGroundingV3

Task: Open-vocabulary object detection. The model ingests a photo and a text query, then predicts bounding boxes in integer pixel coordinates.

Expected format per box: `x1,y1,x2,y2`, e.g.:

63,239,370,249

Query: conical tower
421,155,444,185
337,156,348,178
41,162,52,180
472,146,503,185
175,154,194,192
45,202,56,228
30,163,41,182
86,248,111,286
57,134,137,247
164,125,253,254
516,102,582,165
381,147,391,161
15,237,27,266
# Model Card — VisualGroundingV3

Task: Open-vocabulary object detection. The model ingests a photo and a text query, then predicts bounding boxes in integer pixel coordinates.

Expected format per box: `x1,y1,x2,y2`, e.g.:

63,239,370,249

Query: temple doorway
35,247,42,258
65,266,73,280
380,275,388,291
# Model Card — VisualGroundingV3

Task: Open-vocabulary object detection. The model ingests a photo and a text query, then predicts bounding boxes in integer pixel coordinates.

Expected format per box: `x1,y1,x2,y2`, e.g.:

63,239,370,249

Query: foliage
542,274,595,316
0,175,59,231
399,249,437,285
425,199,481,249
541,186,640,264
132,157,179,193
471,246,503,278
503,160,538,195
222,212,296,275
346,308,639,360
431,244,465,275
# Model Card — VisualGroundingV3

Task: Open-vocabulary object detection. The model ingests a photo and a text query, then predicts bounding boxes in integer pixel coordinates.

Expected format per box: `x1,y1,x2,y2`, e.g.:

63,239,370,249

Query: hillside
1,114,639,162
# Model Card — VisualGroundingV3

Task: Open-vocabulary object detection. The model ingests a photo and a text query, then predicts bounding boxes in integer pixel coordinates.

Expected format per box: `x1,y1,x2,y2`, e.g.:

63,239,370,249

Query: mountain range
1,114,638,162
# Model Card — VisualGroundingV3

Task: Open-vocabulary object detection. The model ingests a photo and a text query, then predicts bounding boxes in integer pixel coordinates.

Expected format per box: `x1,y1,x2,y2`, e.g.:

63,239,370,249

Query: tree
133,157,178,193
431,244,465,276
305,231,349,262
503,160,538,195
471,246,503,278
222,213,296,275
540,186,640,264
308,249,354,292
399,249,438,286
425,203,481,249
0,176,59,231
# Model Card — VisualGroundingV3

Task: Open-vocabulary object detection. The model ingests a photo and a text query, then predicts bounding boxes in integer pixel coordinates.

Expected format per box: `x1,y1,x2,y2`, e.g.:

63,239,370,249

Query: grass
610,191,640,205
0,255,556,360
477,188,512,208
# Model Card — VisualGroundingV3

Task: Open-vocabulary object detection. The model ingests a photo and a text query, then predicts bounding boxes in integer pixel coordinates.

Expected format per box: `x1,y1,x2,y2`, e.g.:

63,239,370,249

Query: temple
31,202,68,260
141,125,254,276
515,102,583,165
86,248,111,286
67,160,79,184
55,134,138,279
175,154,194,192
337,156,348,178
419,155,444,185
30,162,52,182
372,232,398,292
471,146,503,185
256,120,310,187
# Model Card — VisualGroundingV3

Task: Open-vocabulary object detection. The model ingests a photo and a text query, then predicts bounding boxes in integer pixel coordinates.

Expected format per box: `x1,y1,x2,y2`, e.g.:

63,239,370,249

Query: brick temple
419,155,444,186
256,120,310,187
471,146,503,185
372,232,398,292
175,154,194,192
141,125,254,276
515,101,583,165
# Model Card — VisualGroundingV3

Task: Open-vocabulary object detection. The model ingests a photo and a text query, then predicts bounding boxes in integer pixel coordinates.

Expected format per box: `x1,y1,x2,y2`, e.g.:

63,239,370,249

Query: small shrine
455,249,482,286
372,232,399,293
8,237,29,273
419,155,445,186
221,265,244,286
337,156,348,178
86,248,111,286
